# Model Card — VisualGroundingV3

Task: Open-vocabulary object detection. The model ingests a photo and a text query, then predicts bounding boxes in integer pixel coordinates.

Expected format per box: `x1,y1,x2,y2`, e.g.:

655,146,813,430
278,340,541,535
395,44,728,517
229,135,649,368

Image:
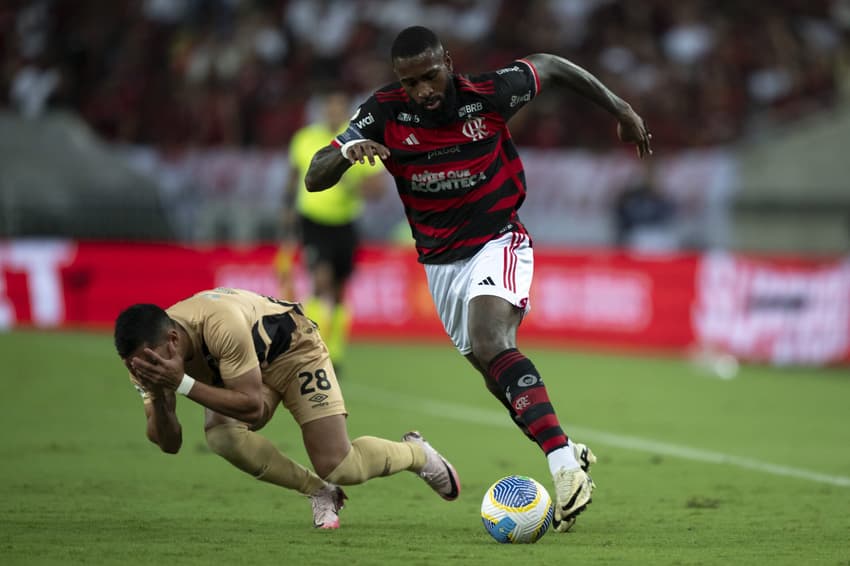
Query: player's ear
444,51,453,72
166,328,179,356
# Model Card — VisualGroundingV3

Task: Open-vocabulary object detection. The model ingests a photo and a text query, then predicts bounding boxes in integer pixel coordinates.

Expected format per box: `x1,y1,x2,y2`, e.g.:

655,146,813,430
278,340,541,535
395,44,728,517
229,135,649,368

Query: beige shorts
261,310,347,426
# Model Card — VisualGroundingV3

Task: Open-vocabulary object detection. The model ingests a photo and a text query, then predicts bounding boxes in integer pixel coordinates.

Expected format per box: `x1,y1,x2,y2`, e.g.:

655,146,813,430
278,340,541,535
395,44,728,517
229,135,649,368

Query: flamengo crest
462,116,488,141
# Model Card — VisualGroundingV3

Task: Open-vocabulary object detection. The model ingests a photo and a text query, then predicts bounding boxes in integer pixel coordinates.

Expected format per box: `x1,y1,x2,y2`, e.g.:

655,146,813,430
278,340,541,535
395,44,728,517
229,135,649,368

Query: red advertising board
1,240,848,365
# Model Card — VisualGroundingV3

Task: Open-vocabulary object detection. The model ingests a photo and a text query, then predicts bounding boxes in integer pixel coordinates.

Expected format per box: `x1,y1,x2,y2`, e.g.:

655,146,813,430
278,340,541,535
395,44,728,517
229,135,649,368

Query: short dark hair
391,26,442,60
114,303,172,358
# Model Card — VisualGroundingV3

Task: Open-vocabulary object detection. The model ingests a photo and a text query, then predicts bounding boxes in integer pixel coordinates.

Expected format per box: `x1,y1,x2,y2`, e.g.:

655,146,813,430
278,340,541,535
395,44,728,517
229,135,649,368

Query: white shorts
425,232,533,354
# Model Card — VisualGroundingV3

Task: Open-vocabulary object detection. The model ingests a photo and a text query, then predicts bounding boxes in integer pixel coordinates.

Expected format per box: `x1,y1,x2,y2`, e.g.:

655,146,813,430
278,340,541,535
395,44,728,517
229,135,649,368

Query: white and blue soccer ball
481,475,554,544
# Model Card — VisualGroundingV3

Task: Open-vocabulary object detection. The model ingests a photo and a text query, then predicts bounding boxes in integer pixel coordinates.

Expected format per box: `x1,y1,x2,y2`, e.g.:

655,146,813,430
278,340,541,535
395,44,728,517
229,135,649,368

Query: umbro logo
402,133,420,146
478,276,496,286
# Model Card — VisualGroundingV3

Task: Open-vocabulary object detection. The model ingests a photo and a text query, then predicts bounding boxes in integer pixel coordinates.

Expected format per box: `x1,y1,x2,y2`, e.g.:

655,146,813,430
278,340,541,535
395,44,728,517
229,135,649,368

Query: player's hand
345,141,390,166
130,343,184,392
617,108,653,158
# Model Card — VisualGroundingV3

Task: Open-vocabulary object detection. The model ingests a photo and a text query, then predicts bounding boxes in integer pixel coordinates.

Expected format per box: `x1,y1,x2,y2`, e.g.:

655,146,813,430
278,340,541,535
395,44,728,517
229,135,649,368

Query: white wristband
340,140,368,160
176,374,195,396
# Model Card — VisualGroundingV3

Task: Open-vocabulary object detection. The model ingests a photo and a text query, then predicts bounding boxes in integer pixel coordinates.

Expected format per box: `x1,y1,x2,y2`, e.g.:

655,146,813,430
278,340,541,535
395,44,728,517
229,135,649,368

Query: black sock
488,348,568,454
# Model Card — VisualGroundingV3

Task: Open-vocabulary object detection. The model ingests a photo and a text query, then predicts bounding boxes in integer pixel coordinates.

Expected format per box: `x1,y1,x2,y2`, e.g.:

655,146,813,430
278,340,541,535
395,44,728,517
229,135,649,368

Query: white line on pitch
344,383,850,488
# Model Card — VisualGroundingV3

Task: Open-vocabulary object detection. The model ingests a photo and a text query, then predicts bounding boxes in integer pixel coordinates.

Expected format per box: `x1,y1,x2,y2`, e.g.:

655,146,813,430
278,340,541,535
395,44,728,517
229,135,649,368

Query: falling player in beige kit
113,288,459,529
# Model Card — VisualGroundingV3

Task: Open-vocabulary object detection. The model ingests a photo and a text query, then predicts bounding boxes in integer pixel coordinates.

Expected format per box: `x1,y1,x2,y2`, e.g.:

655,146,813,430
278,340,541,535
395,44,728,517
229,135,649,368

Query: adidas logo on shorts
478,276,496,286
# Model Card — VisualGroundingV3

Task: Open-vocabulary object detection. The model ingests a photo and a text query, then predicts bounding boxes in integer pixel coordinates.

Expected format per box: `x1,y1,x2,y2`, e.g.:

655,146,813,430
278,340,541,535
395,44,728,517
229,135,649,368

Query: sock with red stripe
488,348,569,454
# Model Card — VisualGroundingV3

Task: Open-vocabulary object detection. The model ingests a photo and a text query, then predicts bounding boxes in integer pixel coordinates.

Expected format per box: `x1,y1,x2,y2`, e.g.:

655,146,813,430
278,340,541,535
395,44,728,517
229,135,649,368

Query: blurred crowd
2,0,848,150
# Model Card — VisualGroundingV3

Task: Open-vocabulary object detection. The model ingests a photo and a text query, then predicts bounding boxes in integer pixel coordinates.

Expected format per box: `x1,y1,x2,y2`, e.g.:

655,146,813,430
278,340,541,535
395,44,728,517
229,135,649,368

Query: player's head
391,26,455,118
114,303,176,361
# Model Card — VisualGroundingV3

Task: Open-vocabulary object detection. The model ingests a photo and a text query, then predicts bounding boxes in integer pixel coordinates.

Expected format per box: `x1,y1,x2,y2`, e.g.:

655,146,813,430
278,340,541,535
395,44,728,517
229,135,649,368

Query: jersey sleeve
488,59,542,120
202,307,260,380
331,95,385,148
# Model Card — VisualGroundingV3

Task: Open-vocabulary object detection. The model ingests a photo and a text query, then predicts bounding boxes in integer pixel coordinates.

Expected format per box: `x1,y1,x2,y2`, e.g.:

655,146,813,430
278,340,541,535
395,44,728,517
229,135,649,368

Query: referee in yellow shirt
279,90,386,373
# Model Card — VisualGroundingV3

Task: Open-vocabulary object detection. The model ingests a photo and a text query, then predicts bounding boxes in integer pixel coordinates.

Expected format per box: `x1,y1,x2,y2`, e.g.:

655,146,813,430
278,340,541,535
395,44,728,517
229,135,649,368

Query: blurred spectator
9,53,62,117
0,0,846,149
613,170,679,252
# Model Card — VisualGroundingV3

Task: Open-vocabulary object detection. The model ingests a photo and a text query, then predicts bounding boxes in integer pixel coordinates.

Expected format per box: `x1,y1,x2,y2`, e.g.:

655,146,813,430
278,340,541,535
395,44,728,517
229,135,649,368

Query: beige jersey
129,288,346,425
131,288,313,401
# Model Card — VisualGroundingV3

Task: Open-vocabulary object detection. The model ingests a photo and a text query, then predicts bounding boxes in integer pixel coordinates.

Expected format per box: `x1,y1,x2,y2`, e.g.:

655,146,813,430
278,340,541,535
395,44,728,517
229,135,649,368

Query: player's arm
304,144,355,192
130,346,265,427
305,141,392,191
305,98,390,191
525,53,652,158
183,368,264,425
143,391,182,454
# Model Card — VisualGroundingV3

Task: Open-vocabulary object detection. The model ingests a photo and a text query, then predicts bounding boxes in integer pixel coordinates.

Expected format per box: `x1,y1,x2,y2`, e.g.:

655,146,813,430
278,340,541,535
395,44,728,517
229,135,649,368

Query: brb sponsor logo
410,169,486,192
462,116,489,141
458,102,484,118
397,111,420,123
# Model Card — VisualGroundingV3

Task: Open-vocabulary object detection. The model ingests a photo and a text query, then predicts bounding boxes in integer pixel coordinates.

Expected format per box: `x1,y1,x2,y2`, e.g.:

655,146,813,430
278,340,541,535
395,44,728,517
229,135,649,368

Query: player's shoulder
453,71,497,98
456,60,533,95
371,81,409,108
374,81,405,97
476,59,535,81
170,288,239,317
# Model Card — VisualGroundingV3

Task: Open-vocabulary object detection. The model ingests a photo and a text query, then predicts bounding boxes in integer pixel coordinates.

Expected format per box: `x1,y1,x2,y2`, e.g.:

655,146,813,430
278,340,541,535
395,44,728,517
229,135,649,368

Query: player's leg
300,414,459,501
424,233,550,447
468,294,594,531
304,262,333,330
464,352,537,442
467,294,571,454
325,222,357,371
282,310,458,499
299,216,334,333
463,232,595,531
202,387,327,496
300,414,415,482
288,359,436,490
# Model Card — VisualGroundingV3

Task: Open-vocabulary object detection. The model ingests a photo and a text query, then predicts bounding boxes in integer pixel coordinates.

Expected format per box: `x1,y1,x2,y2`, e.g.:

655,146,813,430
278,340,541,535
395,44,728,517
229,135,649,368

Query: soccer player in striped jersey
305,25,652,532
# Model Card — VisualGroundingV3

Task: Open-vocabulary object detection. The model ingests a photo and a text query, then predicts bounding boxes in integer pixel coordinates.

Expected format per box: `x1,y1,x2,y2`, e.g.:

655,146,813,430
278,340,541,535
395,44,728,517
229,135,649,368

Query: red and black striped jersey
332,59,542,264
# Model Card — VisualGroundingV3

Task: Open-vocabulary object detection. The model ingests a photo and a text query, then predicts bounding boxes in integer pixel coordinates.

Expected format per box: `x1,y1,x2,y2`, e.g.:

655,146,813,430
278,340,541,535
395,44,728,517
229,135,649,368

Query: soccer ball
481,475,554,544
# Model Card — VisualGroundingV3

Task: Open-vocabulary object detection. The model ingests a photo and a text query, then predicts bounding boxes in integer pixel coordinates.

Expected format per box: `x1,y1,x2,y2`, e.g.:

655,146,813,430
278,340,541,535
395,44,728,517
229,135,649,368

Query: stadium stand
1,0,847,150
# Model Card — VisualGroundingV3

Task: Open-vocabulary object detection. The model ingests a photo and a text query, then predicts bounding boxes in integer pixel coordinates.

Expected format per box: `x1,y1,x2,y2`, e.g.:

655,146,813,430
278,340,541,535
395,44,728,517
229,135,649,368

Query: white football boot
552,442,597,532
310,483,347,529
572,442,597,473
402,431,461,501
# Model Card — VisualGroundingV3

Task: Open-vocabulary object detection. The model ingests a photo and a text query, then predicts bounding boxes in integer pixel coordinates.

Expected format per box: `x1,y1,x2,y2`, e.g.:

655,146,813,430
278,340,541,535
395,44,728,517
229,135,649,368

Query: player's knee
322,446,361,484
248,400,274,432
469,335,506,368
315,448,350,480
469,325,513,366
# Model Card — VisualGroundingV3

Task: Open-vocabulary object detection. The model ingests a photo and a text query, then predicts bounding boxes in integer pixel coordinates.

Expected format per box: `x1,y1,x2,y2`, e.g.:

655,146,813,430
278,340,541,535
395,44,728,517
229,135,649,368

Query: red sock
488,348,568,454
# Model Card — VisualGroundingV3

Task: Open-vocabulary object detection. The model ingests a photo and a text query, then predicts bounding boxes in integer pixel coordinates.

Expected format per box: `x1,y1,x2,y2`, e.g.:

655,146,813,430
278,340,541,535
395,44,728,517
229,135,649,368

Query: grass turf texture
1,330,849,565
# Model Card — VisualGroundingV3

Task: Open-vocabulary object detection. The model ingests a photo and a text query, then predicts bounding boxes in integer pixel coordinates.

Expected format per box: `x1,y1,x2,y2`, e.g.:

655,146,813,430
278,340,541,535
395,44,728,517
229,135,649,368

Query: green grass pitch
1,330,849,565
